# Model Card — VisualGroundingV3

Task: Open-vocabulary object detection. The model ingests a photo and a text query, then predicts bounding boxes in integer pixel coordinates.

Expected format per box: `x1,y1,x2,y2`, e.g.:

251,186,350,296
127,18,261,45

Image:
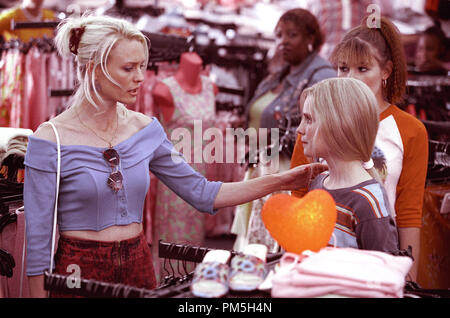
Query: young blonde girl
297,78,398,251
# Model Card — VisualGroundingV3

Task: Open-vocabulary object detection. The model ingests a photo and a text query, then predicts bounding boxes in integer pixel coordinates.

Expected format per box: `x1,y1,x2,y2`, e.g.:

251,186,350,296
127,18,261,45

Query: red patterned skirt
50,231,157,297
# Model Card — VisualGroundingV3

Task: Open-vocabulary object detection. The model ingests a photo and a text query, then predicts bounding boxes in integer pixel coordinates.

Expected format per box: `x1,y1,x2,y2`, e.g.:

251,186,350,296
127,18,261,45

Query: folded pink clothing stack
271,247,413,298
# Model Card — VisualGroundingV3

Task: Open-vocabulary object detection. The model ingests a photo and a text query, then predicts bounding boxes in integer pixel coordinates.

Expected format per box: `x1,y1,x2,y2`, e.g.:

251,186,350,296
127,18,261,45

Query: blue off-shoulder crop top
24,118,222,276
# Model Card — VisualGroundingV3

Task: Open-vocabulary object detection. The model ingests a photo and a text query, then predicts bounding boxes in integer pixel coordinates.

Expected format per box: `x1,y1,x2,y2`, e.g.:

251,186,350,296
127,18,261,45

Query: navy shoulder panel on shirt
349,182,391,222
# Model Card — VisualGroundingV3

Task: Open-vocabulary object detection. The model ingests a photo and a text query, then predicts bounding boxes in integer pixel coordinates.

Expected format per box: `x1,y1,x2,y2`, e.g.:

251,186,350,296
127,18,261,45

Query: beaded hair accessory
69,26,85,55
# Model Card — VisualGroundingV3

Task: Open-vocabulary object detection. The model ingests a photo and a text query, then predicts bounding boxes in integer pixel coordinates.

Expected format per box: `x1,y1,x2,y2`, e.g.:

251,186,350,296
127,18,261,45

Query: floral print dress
152,75,216,283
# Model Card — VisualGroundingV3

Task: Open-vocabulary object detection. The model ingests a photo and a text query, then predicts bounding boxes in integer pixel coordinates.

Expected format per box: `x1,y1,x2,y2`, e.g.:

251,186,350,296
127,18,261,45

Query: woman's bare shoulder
32,122,58,143
124,107,153,130
32,109,76,143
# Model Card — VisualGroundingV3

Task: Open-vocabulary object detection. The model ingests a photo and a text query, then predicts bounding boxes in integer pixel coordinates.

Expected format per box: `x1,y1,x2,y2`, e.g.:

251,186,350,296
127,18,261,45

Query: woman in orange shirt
290,16,428,281
0,0,56,43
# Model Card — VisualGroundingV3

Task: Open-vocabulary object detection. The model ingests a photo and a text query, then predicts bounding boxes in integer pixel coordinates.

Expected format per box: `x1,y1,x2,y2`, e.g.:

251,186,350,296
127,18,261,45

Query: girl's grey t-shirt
309,172,399,252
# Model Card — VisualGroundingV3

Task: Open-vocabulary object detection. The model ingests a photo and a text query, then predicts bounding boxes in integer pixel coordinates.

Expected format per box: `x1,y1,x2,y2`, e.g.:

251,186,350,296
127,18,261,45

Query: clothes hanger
0,211,17,233
0,248,15,278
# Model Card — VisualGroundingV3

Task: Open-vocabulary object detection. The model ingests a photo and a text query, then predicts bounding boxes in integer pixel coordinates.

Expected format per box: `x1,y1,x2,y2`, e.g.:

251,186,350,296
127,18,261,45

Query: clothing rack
1,154,25,181
48,86,247,114
196,39,267,102
107,0,165,18
0,36,55,54
216,101,245,115
0,206,18,234
196,40,267,69
0,248,15,278
218,86,245,96
49,88,74,97
158,240,236,263
43,269,199,298
158,240,282,264
404,74,450,122
10,20,59,30
0,194,22,215
50,86,245,97
184,17,238,32
426,137,450,185
0,186,20,279
143,31,194,64
43,271,157,298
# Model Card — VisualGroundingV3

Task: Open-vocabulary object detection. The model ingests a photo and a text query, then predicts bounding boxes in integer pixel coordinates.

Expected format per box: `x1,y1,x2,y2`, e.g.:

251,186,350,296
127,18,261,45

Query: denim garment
245,53,336,130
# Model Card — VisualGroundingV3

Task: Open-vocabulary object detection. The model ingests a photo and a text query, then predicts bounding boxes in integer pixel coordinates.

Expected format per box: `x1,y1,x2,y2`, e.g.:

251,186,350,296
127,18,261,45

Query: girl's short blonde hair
54,14,149,110
301,78,379,165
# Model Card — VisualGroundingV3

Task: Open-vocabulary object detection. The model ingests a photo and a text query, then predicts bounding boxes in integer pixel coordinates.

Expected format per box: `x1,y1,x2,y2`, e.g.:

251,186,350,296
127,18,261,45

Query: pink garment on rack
47,53,61,119
9,53,23,128
0,209,29,298
23,46,49,131
0,49,23,128
152,73,215,283
47,52,76,118
271,248,412,298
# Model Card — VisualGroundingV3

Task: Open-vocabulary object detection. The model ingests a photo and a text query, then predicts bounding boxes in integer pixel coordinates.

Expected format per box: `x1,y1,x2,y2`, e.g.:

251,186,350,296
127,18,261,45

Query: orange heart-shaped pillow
261,189,336,254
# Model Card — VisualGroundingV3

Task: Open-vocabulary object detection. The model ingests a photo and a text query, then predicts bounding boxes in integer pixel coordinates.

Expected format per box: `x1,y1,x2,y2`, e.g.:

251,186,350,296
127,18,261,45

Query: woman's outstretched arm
213,162,327,209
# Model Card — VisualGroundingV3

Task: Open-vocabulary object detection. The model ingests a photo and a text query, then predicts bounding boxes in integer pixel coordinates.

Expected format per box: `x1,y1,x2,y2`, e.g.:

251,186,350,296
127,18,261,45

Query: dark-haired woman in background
415,24,449,74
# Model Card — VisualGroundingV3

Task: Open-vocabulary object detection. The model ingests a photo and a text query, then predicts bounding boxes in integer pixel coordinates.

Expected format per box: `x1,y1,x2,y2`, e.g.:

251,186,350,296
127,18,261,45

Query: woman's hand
276,162,328,191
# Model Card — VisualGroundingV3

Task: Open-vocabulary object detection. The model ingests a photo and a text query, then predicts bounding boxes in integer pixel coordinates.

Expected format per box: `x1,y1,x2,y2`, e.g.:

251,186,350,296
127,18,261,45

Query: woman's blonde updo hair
300,77,381,181
54,14,149,110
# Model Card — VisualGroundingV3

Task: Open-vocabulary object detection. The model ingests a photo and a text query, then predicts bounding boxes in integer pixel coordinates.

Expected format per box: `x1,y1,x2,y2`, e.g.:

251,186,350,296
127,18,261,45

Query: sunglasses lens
107,171,123,192
103,148,122,192
103,148,120,166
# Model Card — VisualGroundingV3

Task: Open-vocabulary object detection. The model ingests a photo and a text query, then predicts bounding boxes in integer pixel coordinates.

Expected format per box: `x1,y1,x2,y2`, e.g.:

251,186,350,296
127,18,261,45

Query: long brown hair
330,16,407,105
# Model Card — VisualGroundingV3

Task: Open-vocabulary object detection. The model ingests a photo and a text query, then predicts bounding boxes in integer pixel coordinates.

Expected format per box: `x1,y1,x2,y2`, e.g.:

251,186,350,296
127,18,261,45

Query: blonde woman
297,78,399,252
24,14,327,297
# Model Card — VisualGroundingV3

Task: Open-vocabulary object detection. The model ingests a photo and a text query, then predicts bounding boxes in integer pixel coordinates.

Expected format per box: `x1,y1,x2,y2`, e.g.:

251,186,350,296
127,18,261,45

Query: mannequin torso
152,52,217,122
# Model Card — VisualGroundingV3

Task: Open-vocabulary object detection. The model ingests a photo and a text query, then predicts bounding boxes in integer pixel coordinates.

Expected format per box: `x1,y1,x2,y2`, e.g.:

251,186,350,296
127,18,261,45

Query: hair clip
69,26,86,55
363,158,374,170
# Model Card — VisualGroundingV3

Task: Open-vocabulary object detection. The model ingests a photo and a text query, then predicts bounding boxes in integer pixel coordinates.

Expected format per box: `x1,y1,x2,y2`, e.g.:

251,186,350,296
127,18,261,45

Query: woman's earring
307,43,313,53
382,79,387,88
